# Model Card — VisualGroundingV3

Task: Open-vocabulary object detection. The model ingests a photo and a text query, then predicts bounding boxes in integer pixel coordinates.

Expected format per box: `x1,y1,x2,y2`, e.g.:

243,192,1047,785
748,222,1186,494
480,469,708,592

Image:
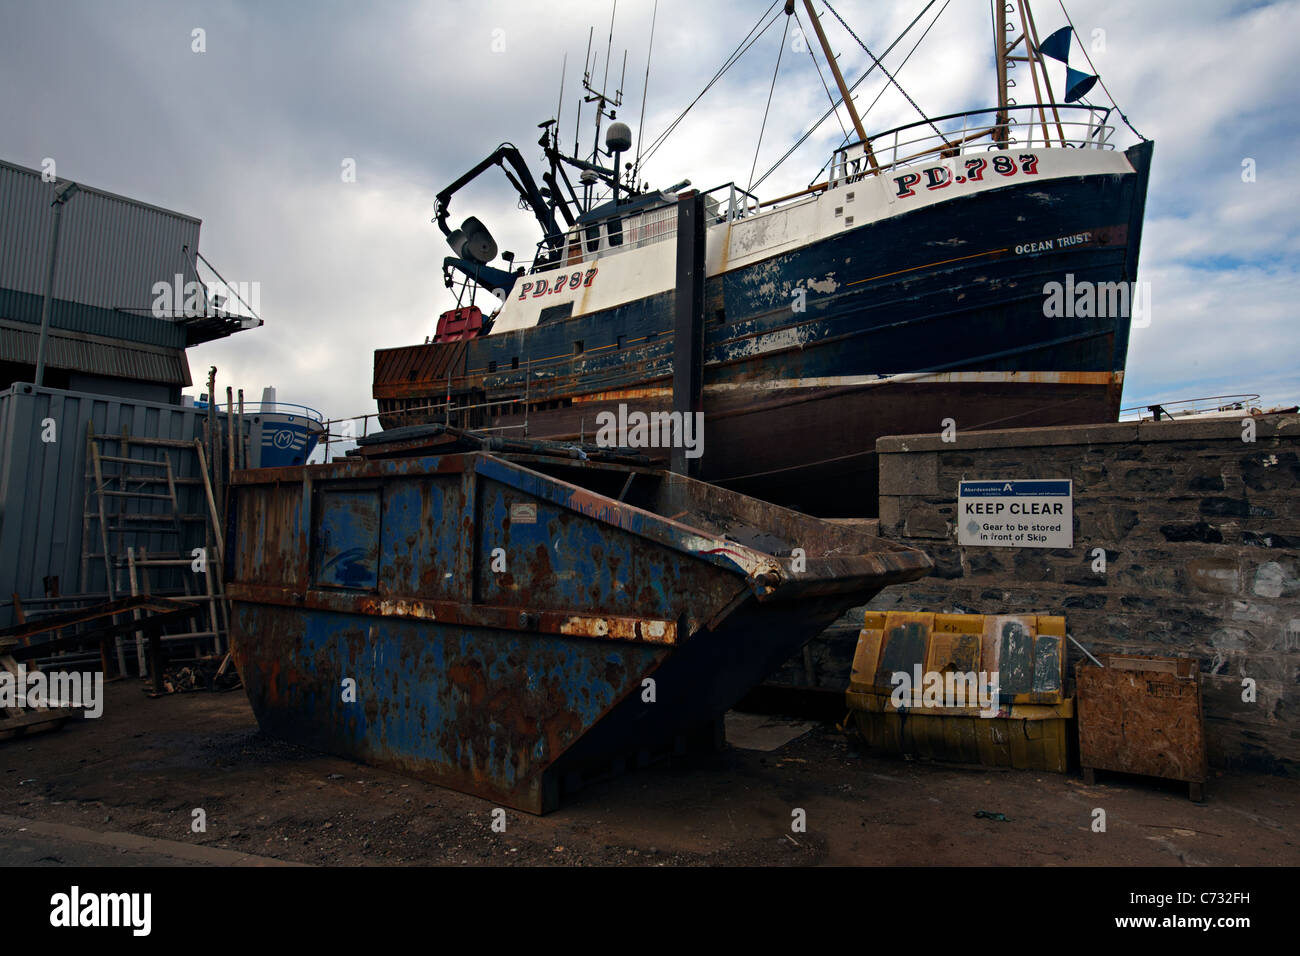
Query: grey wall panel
0,290,189,349
0,159,202,321
0,383,216,627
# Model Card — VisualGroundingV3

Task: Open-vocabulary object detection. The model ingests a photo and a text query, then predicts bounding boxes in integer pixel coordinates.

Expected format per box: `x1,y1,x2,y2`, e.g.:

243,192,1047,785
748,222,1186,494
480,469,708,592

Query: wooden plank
0,712,69,740
0,709,69,732
193,439,225,564
128,547,146,677
7,605,197,662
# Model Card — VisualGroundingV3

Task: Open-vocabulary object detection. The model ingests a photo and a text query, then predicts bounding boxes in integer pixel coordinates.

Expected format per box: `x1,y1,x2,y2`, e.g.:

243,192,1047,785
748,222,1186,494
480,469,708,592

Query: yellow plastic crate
846,611,1073,772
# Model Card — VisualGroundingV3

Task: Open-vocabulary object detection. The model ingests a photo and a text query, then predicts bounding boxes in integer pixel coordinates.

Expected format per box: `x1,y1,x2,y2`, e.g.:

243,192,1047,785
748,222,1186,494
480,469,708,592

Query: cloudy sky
3,0,1297,427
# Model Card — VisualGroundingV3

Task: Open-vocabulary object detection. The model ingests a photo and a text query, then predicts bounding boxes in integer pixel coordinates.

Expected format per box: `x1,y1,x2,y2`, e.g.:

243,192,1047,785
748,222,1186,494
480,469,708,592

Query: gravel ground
1,679,1296,867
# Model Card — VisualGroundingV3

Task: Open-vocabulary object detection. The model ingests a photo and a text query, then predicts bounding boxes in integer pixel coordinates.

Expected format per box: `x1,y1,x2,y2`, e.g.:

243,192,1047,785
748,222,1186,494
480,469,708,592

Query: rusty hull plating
225,449,931,813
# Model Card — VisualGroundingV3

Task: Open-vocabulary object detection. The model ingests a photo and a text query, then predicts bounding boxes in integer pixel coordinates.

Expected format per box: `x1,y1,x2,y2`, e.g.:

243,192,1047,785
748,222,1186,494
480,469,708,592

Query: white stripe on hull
571,369,1122,402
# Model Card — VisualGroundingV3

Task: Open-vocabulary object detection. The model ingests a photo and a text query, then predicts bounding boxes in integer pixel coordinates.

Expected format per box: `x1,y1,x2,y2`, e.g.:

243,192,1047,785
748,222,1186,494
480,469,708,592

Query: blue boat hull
374,143,1153,515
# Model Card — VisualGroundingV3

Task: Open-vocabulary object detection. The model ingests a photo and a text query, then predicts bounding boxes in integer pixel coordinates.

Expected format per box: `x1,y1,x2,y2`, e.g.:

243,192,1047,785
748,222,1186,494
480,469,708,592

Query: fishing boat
193,386,326,468
373,0,1153,516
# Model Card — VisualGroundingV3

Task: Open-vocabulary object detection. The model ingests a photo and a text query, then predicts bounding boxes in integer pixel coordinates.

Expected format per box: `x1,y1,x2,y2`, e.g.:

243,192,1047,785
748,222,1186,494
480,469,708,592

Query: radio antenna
634,0,658,184
602,1,617,96
554,54,566,150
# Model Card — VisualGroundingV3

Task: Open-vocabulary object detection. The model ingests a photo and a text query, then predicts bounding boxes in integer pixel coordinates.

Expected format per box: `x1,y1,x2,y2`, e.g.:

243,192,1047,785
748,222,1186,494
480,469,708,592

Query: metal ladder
80,424,227,675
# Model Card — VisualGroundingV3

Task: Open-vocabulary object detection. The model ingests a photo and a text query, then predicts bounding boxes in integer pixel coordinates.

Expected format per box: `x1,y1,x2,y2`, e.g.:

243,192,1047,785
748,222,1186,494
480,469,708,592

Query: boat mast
578,6,626,213
995,0,1066,147
799,0,879,173
1019,1,1066,144
993,0,1010,147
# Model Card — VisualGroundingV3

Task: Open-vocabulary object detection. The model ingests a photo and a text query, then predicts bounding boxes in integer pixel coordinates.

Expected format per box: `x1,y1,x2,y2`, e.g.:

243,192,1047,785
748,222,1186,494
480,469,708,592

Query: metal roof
0,319,191,387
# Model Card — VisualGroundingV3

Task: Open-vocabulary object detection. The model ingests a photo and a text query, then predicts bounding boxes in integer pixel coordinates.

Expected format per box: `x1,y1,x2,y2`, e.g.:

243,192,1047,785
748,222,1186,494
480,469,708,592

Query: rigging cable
747,14,792,195
795,8,851,143
822,0,944,141
1056,0,1147,140
638,0,784,170
805,0,953,187
750,0,937,193
633,0,658,185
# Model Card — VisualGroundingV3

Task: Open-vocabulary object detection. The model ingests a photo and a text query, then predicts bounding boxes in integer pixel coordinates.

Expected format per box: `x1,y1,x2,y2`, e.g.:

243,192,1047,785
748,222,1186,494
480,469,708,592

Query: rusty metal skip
224,429,931,813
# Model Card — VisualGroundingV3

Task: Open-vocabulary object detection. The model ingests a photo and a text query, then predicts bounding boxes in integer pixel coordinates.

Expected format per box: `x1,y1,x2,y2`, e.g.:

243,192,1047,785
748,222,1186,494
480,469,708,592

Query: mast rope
638,0,784,170
795,8,851,143
821,0,944,142
750,0,938,193
805,0,953,187
747,14,792,195
633,0,658,182
1056,0,1147,140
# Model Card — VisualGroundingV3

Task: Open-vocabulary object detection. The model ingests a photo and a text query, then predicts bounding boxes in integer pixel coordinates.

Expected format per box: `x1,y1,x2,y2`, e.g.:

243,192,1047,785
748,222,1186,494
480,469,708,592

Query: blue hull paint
467,159,1145,395
374,143,1152,514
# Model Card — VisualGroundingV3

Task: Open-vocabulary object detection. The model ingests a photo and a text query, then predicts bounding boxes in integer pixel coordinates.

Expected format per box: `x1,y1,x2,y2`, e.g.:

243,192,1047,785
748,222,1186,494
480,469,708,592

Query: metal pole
226,386,235,484
671,190,705,477
35,182,79,387
206,367,221,508
236,389,246,470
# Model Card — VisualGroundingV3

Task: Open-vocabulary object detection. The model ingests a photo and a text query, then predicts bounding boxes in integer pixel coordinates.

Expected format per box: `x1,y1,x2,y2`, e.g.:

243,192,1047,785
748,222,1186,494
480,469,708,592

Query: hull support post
672,190,706,477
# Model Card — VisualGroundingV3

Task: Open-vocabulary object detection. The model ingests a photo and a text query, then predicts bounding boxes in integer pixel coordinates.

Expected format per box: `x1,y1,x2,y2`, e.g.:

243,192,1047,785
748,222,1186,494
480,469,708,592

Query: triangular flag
1038,26,1072,62
1064,66,1099,102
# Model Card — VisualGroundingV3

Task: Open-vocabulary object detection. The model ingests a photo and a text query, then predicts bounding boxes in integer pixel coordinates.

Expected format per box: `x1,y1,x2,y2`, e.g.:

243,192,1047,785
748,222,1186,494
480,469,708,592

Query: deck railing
830,103,1115,186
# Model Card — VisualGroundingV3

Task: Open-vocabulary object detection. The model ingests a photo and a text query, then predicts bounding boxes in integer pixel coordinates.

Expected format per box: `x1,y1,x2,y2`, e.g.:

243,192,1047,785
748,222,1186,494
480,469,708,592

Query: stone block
1186,556,1241,595
878,451,939,495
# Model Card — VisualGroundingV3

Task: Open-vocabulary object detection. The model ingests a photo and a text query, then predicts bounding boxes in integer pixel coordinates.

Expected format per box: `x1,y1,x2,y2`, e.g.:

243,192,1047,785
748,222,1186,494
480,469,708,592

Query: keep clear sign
958,480,1073,548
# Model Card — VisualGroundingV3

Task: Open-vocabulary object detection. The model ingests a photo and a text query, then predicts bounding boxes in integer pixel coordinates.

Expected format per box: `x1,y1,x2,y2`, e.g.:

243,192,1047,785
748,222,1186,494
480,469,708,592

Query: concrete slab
725,711,815,752
0,814,306,867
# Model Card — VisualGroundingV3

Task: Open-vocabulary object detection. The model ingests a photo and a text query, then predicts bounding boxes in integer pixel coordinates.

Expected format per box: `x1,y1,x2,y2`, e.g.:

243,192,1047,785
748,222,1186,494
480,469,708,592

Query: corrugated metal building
0,159,254,403
0,159,262,628
0,383,211,626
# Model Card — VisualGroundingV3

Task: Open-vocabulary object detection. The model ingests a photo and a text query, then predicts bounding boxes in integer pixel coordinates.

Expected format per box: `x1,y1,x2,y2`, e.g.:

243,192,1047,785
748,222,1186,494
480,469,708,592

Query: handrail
201,400,325,422
836,103,1113,157
1120,394,1263,420
829,103,1116,187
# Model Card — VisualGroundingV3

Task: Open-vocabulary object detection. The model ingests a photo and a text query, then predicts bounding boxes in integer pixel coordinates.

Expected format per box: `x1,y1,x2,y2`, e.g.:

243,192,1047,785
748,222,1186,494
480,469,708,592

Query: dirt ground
1,679,1296,867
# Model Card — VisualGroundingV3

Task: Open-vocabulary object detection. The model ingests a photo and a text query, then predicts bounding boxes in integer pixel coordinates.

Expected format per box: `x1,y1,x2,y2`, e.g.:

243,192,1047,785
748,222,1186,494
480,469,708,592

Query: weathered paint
228,448,931,812
1077,654,1208,789
373,144,1153,516
847,611,1073,772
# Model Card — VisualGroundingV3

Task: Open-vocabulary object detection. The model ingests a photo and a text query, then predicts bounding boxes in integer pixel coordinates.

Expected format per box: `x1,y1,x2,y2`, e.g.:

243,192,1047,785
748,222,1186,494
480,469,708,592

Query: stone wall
770,414,1300,775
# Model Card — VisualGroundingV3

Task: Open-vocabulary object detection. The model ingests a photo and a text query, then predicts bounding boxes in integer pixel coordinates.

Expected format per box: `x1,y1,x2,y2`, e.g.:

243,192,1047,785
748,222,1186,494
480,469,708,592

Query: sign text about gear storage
957,480,1073,548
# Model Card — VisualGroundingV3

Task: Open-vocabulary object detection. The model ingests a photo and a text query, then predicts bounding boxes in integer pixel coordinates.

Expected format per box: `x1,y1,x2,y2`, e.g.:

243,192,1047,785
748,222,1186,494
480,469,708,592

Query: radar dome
605,122,632,154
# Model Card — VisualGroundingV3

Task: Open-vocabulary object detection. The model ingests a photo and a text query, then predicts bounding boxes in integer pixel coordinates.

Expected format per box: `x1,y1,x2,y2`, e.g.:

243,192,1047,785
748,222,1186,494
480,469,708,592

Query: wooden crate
1076,654,1208,801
